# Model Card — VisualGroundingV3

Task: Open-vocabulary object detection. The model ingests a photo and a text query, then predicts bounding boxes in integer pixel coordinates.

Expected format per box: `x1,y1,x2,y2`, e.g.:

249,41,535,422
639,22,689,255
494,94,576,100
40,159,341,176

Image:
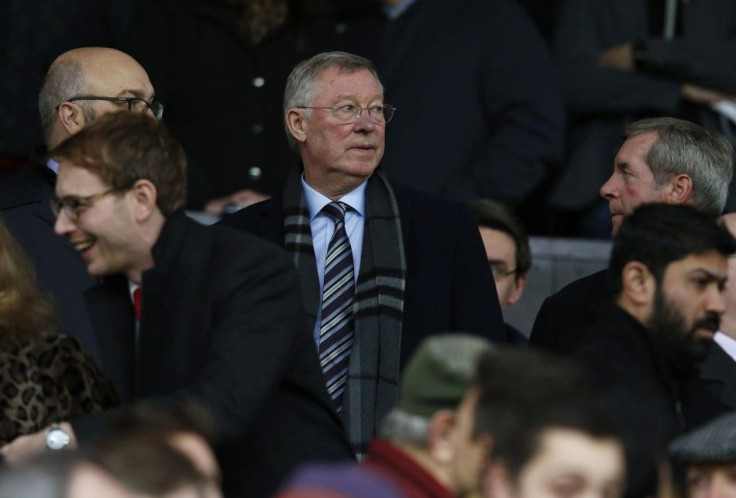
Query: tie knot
323,202,348,222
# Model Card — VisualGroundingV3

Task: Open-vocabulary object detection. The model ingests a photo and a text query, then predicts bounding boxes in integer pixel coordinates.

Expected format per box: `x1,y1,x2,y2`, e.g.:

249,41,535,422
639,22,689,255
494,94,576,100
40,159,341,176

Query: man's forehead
664,251,729,278
56,163,108,194
314,67,381,99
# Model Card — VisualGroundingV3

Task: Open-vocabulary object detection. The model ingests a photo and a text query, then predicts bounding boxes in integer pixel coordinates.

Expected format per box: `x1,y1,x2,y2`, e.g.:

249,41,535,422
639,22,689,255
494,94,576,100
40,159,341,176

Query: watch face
46,428,70,450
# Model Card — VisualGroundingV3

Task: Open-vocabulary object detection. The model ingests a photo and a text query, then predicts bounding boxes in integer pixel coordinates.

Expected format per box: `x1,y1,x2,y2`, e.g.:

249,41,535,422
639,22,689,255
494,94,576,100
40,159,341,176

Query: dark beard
650,289,718,374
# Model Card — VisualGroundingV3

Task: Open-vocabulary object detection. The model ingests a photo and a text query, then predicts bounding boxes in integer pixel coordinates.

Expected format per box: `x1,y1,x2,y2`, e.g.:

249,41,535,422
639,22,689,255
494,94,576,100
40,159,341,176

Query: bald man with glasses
0,47,161,362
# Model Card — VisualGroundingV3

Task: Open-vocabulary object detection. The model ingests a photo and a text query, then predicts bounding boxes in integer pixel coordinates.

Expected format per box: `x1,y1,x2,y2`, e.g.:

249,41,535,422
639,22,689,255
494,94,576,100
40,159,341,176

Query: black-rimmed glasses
296,104,395,124
63,96,164,119
51,185,132,221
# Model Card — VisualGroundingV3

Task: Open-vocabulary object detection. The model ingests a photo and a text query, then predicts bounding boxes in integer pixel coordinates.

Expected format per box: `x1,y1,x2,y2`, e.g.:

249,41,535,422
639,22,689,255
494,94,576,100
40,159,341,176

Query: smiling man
0,112,353,497
0,47,161,362
531,117,734,354
573,203,736,497
221,51,506,455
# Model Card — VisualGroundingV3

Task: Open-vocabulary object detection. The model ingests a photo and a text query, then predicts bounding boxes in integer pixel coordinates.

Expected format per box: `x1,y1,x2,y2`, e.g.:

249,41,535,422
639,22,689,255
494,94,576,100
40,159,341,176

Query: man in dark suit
220,51,505,455
574,204,734,497
700,213,736,410
530,117,734,355
0,112,352,497
0,47,161,363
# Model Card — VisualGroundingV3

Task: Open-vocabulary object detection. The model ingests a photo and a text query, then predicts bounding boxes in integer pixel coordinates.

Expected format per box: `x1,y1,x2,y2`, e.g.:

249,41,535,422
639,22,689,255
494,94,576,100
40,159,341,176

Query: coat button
248,166,262,180
252,77,265,88
250,124,264,134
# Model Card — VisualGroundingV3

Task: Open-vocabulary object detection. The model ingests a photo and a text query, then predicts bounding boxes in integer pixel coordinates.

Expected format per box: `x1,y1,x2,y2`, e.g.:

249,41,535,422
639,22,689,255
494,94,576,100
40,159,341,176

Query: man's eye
337,104,356,113
369,105,383,113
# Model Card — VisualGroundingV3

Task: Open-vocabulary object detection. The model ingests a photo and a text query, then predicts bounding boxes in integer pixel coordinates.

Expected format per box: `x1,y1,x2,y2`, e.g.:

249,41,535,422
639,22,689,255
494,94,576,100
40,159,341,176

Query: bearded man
573,203,736,498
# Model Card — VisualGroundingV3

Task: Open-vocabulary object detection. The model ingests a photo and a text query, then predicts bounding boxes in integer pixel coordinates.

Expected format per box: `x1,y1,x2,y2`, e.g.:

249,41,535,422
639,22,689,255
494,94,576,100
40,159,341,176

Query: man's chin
688,336,714,363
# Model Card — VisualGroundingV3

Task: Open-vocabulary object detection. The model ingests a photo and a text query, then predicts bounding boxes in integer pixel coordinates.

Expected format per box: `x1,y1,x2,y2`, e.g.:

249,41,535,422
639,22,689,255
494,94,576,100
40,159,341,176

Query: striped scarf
283,169,406,455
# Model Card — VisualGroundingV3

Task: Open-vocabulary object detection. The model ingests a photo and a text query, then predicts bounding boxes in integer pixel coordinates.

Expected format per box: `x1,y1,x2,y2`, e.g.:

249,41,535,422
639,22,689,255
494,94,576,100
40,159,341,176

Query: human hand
599,42,634,71
204,189,271,215
0,422,77,467
681,84,736,105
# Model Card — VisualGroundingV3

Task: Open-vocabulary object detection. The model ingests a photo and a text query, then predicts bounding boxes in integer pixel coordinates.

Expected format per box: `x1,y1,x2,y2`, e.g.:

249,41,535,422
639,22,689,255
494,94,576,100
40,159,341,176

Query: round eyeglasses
61,96,164,119
296,104,395,124
51,185,132,221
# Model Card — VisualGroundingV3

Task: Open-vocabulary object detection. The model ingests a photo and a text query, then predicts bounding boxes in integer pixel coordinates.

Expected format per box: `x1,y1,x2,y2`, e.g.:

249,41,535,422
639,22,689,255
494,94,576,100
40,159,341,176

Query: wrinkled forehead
312,66,383,102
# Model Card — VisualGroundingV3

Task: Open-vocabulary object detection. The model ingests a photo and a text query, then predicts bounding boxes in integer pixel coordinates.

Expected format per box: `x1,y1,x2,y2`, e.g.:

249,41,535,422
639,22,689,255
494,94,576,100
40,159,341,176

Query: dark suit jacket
575,305,725,498
78,213,352,497
549,0,736,210
340,0,565,206
220,181,506,368
0,158,100,363
700,340,736,410
529,269,610,354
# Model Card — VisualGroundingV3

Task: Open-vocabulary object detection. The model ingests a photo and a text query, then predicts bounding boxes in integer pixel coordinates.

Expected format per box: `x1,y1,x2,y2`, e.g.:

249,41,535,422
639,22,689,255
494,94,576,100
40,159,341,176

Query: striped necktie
319,201,355,412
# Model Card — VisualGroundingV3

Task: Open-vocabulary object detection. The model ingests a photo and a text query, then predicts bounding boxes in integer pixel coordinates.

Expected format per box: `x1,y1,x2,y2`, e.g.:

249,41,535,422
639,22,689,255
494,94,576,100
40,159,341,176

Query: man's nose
353,110,376,131
54,209,75,236
708,287,727,316
600,175,617,199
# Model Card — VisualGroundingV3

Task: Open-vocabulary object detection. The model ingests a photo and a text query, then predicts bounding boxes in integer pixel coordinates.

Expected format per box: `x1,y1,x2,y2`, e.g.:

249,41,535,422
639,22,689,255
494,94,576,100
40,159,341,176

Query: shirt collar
46,157,59,175
714,331,736,362
301,174,367,220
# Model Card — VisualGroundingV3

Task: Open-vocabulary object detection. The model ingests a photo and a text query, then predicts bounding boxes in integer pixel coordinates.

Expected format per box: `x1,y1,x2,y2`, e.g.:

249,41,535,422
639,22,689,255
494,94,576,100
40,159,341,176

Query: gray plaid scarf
282,169,406,455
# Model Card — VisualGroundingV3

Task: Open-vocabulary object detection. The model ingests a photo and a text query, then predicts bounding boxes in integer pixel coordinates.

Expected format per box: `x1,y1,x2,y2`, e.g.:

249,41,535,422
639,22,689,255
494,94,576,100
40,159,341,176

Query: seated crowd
0,26,735,498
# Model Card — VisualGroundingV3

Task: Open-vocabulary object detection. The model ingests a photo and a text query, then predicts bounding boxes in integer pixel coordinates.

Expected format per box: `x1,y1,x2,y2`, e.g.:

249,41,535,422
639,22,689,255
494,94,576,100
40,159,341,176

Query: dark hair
89,400,218,496
468,199,532,276
98,399,216,445
488,397,621,480
607,203,736,294
49,112,187,216
87,436,209,496
471,348,619,479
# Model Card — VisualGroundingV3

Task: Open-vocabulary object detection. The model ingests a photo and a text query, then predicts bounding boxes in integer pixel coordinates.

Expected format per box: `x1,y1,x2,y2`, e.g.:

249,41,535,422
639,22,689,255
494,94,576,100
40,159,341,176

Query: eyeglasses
296,104,395,124
62,96,164,119
489,262,517,280
51,185,131,221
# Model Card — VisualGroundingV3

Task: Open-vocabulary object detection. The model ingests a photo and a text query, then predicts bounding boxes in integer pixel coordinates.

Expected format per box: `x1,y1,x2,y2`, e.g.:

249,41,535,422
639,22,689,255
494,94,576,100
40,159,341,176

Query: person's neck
615,295,651,327
126,213,166,285
303,172,369,201
393,442,454,491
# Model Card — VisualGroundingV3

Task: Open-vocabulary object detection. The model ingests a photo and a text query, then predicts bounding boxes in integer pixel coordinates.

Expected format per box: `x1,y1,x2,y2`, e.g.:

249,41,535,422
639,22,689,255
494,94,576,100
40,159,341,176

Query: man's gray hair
283,51,383,149
379,409,432,447
38,59,94,146
625,117,735,215
380,334,495,447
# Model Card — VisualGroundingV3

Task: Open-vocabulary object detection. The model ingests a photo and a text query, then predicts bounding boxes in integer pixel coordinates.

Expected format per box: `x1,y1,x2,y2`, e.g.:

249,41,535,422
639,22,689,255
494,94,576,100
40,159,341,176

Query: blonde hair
0,218,57,340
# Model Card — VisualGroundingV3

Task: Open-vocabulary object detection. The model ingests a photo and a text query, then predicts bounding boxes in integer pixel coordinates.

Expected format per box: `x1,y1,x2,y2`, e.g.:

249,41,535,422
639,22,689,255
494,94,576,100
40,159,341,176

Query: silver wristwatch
45,423,71,451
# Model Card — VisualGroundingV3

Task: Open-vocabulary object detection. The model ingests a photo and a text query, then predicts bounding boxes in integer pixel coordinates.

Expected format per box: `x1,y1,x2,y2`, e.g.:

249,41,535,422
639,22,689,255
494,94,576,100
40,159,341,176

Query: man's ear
620,261,655,306
285,109,307,145
427,410,457,464
130,179,158,222
666,174,693,204
57,102,87,136
507,273,528,307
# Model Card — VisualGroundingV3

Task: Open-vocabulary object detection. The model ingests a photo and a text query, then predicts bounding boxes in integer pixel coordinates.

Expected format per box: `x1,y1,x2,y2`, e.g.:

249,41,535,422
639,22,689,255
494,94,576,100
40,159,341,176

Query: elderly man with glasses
220,51,506,456
0,47,163,363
